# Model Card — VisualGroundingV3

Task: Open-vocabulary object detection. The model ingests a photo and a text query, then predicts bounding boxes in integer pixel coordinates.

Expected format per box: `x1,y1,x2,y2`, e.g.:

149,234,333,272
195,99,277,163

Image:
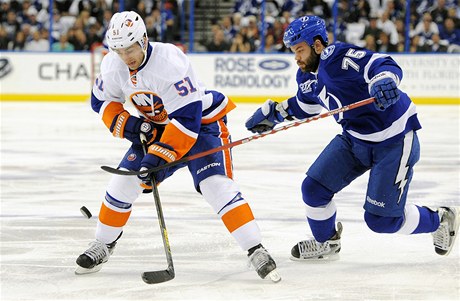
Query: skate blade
265,269,281,283
75,264,103,275
290,253,340,262
443,207,460,256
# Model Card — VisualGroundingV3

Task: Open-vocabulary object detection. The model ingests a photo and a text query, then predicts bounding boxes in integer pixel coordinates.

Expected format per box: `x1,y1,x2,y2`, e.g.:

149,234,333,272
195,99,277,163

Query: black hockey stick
102,97,375,176
140,135,175,284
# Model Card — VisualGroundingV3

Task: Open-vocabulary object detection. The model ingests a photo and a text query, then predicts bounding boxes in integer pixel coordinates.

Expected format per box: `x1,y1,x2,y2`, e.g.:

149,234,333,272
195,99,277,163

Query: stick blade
100,166,137,175
142,268,175,284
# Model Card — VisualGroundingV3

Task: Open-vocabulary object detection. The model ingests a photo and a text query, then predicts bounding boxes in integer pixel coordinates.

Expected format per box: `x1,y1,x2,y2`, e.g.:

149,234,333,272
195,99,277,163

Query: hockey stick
102,97,375,176
140,135,175,284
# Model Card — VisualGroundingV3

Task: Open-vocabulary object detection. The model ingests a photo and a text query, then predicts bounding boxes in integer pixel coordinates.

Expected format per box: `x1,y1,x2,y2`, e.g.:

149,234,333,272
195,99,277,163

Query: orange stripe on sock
99,203,132,227
221,203,255,233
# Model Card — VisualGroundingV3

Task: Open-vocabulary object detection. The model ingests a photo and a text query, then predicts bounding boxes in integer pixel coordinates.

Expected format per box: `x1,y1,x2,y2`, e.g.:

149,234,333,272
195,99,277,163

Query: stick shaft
102,97,374,176
140,137,175,283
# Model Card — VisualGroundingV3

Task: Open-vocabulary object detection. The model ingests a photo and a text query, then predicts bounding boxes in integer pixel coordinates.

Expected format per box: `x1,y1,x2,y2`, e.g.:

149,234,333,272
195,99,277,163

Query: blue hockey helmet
283,16,328,48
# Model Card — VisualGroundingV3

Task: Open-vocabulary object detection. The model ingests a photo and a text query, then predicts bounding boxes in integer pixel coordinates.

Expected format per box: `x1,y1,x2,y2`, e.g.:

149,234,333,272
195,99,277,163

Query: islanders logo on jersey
130,91,168,124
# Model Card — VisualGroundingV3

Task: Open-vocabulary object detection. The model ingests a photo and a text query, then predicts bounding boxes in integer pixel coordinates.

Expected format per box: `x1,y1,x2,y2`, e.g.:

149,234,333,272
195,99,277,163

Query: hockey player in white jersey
75,11,280,282
246,16,459,260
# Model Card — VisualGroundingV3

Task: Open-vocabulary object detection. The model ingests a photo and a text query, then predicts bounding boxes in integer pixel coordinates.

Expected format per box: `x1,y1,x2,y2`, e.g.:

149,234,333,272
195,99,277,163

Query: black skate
248,244,281,282
75,240,117,275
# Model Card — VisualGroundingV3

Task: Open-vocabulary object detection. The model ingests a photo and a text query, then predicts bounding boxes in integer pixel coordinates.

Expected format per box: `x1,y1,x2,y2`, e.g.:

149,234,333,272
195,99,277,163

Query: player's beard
299,48,320,73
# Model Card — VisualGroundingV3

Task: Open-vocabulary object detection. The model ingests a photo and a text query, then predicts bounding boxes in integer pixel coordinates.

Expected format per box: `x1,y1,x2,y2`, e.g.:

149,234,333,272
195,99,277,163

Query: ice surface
1,102,459,300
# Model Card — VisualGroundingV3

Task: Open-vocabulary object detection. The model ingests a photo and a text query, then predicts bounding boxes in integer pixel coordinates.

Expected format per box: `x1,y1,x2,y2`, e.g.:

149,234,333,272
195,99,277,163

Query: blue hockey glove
110,111,160,145
245,100,292,133
368,72,401,111
138,142,177,184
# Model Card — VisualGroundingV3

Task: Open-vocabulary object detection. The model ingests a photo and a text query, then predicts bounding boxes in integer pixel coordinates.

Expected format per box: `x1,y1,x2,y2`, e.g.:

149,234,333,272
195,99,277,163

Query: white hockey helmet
106,11,147,50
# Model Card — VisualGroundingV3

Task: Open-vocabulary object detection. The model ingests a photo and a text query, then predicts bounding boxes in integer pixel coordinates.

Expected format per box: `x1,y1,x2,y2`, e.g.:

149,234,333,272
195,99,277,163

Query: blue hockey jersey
287,43,421,146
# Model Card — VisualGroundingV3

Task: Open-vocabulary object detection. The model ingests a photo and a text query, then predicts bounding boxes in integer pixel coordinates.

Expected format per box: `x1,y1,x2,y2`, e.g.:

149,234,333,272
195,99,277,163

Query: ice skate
291,222,343,261
75,240,117,275
247,244,281,283
432,206,460,256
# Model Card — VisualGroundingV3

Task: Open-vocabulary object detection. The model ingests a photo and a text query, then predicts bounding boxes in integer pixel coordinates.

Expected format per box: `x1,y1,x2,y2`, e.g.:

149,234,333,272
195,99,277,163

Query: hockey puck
80,206,92,219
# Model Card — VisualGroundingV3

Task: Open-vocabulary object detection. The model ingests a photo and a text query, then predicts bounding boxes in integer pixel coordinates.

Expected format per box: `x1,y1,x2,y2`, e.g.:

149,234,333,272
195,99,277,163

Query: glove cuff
275,100,294,121
110,111,131,138
148,143,177,163
368,71,400,94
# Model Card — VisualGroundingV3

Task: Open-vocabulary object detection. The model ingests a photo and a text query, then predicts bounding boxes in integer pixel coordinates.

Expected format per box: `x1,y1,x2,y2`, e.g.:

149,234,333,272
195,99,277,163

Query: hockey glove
368,72,400,111
245,99,292,133
138,142,177,184
110,111,159,145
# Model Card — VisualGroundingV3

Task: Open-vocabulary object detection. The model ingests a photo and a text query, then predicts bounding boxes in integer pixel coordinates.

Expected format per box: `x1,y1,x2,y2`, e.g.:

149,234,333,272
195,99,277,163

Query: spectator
412,12,439,46
68,28,88,50
161,1,176,42
0,25,8,49
147,8,163,41
1,0,11,24
263,33,279,52
86,23,103,49
136,0,148,19
303,0,332,20
265,0,282,18
206,29,230,52
230,31,251,52
377,31,398,52
446,7,460,28
8,29,26,50
364,34,377,51
220,15,236,43
394,18,406,52
439,18,460,52
3,11,21,41
245,15,259,49
23,9,43,35
385,0,404,21
233,0,260,17
430,0,449,25
55,0,73,14
25,30,49,51
51,32,75,51
426,33,448,52
281,0,303,18
348,0,371,23
77,0,97,17
361,14,382,43
378,10,399,46
232,12,243,33
368,0,389,17
409,35,428,52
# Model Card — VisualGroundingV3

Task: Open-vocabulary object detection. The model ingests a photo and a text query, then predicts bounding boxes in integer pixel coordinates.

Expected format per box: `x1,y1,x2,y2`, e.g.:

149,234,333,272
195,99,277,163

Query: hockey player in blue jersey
246,16,459,260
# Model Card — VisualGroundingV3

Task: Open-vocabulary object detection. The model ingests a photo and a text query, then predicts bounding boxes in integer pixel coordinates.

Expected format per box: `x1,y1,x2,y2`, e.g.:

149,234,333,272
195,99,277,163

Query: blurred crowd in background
0,0,459,53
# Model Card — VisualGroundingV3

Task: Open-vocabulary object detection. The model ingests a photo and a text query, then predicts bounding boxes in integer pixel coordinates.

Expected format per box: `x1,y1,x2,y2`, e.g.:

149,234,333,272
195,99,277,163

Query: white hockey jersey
91,42,235,158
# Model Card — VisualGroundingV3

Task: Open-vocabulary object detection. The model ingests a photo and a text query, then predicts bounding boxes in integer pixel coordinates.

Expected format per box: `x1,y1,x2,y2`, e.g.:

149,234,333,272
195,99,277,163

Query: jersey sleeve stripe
202,97,236,124
100,101,125,129
346,102,417,142
160,121,197,159
296,96,323,115
363,53,389,83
